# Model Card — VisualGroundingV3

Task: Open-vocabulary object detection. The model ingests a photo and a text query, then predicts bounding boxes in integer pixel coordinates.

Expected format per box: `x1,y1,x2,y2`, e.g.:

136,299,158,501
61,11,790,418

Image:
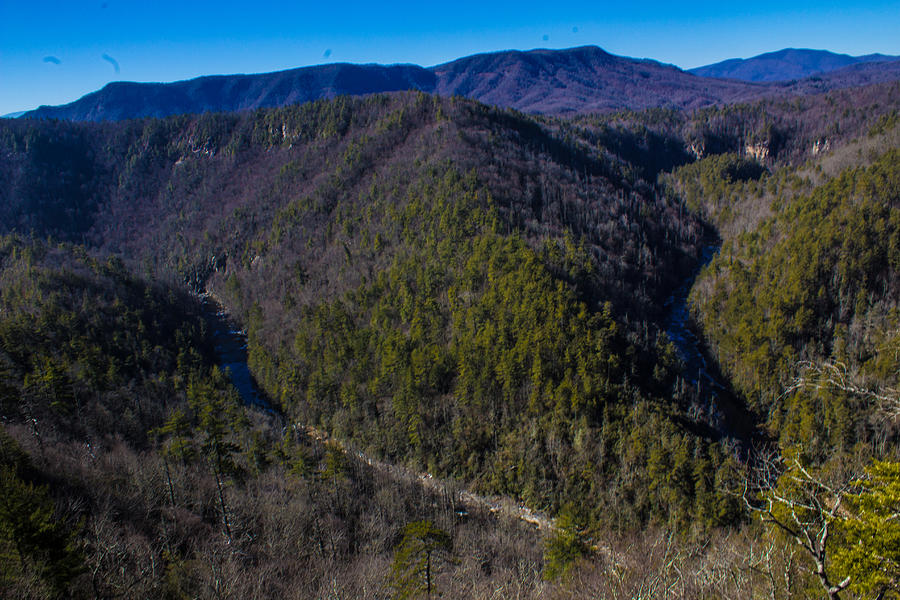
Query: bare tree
743,449,852,600
783,360,900,421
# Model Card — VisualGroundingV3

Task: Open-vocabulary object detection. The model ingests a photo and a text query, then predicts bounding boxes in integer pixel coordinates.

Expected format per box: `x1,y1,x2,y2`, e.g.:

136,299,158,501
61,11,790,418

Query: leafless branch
742,449,855,600
782,360,900,421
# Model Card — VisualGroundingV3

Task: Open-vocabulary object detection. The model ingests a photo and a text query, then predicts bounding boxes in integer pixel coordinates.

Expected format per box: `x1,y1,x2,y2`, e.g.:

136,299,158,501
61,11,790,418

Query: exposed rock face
744,142,770,161
812,138,831,155
689,141,706,159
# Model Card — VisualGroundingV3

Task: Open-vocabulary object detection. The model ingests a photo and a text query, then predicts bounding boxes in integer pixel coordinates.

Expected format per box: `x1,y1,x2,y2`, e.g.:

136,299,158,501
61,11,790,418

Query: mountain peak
690,48,899,82
20,46,900,121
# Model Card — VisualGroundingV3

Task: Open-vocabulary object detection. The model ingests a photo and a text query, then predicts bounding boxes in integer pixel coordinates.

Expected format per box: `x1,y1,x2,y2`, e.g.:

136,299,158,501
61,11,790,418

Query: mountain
1,111,25,119
14,46,768,121
429,45,766,113
4,74,900,597
22,46,900,122
23,63,435,121
690,48,899,82
807,57,900,88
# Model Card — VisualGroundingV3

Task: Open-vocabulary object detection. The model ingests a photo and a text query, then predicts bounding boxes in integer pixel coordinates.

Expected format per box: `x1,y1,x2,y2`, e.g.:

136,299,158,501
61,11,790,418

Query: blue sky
2,0,899,115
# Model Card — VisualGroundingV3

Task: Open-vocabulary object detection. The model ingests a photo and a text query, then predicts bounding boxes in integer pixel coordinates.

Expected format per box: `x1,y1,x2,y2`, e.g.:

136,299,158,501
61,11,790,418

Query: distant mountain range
689,48,899,82
24,64,435,122
21,46,900,121
429,46,766,114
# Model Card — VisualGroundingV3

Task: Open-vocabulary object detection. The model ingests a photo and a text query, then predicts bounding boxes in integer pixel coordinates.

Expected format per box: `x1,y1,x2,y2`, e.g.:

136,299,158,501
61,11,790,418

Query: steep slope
690,48,899,82
693,148,900,456
3,94,705,318
1,93,747,530
429,45,765,113
0,236,211,445
662,105,900,465
677,80,900,165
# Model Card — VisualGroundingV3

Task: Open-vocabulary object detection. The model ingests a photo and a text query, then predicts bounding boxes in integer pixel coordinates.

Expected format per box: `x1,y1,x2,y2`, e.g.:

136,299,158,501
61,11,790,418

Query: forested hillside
662,99,900,599
675,139,900,457
2,93,738,528
0,236,207,444
0,236,553,598
2,83,900,598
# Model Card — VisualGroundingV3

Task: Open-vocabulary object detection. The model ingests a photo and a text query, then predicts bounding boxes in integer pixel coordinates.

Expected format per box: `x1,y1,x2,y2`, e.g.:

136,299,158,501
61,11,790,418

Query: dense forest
1,84,899,598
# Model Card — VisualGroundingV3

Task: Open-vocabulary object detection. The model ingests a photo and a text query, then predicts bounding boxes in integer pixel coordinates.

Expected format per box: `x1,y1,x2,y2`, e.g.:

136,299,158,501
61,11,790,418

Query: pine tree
0,430,83,596
542,504,589,581
833,461,900,599
187,373,247,542
389,520,452,600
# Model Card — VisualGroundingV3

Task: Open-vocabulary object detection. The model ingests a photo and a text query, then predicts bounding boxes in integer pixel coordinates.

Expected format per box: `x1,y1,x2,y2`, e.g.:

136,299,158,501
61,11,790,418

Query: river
662,245,739,438
200,294,275,413
664,245,721,387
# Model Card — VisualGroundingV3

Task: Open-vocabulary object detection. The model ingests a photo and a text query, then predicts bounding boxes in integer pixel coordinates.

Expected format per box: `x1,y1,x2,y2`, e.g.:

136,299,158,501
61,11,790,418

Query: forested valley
1,84,899,598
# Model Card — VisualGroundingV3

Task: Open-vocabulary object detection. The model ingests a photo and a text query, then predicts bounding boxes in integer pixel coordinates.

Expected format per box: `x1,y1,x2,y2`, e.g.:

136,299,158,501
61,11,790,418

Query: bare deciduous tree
783,360,900,421
743,449,852,600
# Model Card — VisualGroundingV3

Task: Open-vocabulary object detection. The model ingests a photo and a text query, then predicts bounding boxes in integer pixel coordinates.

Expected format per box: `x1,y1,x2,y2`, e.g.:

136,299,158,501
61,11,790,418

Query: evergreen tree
389,520,453,600
542,504,590,581
833,461,900,599
187,372,247,541
0,429,83,597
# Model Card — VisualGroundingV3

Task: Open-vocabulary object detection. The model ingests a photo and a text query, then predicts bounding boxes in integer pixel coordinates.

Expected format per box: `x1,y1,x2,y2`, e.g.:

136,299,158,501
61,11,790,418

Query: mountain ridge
690,47,900,82
25,63,436,121
22,45,900,122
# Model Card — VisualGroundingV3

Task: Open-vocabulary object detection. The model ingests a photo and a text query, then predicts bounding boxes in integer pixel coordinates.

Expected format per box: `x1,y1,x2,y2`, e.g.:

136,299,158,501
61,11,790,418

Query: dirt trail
202,291,558,533
303,426,557,532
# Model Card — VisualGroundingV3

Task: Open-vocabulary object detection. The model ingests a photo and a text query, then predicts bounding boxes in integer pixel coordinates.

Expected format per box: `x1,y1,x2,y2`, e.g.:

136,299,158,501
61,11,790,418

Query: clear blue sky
2,0,899,115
